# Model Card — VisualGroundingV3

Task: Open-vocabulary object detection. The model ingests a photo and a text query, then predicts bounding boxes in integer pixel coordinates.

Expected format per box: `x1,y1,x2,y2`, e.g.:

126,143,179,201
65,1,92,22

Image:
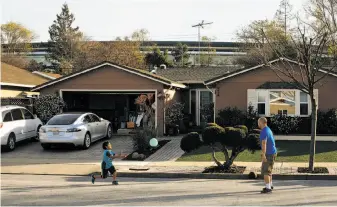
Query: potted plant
165,102,184,136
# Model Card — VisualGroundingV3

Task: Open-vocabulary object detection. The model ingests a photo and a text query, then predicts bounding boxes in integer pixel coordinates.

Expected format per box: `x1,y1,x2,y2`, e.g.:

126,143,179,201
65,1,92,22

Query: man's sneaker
261,187,272,194
271,186,274,190
91,175,96,184
112,181,119,185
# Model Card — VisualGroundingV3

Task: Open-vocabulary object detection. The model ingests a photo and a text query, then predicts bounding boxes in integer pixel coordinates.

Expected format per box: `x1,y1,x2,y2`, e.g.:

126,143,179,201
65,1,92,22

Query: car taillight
0,123,3,128
67,128,81,132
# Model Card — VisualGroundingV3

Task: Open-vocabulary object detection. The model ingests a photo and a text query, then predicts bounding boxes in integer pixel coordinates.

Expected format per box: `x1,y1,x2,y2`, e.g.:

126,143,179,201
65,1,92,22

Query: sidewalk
2,161,337,180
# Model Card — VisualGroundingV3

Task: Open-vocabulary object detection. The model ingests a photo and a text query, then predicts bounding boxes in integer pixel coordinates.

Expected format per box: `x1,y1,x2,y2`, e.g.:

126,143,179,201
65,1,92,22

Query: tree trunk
210,146,223,167
309,96,318,172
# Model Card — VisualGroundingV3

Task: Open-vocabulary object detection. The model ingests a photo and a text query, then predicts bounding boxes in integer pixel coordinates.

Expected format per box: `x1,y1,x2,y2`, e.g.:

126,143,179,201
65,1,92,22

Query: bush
202,125,226,145
223,127,246,147
165,102,185,126
269,115,301,134
132,128,156,154
180,132,202,152
216,107,245,127
201,103,214,123
34,94,66,123
234,125,248,135
317,108,337,134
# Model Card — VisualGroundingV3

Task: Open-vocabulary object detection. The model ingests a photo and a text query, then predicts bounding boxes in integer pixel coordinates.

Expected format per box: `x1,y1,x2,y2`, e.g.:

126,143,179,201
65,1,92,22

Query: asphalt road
1,174,337,206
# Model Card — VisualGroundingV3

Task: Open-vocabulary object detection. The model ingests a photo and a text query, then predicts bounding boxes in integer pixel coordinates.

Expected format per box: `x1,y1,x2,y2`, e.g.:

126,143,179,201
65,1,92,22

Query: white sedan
39,112,112,150
1,105,43,151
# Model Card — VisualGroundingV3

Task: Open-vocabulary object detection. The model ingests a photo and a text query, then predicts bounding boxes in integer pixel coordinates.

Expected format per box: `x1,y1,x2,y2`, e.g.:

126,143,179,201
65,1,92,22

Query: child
91,141,126,185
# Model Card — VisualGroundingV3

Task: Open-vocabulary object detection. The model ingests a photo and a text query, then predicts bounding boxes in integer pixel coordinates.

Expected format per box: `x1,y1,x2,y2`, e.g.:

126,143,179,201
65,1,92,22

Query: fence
0,97,35,113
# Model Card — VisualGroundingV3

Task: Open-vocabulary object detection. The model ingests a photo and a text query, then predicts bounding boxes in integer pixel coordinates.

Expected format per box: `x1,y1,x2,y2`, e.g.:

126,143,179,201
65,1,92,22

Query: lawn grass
177,141,337,162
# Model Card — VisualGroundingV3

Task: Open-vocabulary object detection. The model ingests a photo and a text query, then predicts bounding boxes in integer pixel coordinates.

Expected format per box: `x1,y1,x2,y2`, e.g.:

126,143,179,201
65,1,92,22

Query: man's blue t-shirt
102,150,115,169
260,126,277,155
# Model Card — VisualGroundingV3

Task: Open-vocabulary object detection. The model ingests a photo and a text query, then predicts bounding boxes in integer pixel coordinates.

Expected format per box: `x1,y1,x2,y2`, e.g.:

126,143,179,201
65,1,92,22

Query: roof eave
1,82,35,88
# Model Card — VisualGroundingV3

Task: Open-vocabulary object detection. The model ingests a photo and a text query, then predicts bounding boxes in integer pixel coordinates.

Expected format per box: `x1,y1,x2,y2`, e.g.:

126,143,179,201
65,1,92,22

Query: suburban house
0,63,61,98
31,58,337,135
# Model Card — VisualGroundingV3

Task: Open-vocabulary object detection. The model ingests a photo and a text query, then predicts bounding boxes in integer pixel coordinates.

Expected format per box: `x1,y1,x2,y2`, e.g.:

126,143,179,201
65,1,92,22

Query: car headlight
67,128,81,132
40,127,46,133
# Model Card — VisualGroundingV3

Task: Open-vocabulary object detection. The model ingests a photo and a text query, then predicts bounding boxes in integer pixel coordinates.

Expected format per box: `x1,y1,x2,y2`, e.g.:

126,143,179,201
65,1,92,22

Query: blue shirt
259,126,277,155
102,150,115,169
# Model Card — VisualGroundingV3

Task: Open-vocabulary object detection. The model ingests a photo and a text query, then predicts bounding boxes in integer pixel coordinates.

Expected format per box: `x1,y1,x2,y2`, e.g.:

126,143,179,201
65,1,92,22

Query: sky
1,0,308,42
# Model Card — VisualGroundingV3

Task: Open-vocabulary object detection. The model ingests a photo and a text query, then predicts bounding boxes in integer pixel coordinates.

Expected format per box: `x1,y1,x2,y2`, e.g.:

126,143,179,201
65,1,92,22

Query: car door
10,108,25,141
90,114,105,139
83,115,97,140
21,108,36,138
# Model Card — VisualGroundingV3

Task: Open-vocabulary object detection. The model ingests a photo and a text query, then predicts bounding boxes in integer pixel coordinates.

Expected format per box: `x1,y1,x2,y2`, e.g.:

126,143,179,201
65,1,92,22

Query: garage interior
62,91,155,134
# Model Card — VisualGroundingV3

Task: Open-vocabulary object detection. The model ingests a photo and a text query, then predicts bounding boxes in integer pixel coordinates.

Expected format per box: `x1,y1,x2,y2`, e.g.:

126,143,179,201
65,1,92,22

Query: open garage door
61,90,157,134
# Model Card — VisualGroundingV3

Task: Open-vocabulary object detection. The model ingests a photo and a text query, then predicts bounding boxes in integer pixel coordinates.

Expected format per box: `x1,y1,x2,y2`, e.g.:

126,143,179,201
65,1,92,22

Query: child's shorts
102,166,116,178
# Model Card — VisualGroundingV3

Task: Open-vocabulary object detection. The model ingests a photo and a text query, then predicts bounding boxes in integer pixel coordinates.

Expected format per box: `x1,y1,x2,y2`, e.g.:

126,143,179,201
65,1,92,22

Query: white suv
0,105,42,151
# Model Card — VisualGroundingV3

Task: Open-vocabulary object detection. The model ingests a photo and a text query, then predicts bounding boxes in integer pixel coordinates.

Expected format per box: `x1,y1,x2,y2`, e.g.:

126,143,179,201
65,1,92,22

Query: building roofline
0,82,35,88
32,71,57,80
31,62,185,91
204,57,337,85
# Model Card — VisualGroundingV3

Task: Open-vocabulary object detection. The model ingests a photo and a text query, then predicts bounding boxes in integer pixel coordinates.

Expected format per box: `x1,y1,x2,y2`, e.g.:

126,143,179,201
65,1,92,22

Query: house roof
157,66,242,83
1,62,50,88
32,71,62,80
31,62,186,92
205,58,337,85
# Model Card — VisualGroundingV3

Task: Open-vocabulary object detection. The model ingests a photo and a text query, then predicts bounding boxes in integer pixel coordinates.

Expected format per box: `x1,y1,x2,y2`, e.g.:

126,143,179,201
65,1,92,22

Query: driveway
1,136,134,166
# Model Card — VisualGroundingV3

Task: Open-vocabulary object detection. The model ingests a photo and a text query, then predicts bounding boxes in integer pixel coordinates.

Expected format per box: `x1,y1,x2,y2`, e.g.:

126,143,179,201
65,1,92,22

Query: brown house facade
31,62,185,136
31,59,337,135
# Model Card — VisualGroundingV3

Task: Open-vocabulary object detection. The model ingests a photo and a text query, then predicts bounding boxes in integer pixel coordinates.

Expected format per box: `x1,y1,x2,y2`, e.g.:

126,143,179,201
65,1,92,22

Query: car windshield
47,114,82,125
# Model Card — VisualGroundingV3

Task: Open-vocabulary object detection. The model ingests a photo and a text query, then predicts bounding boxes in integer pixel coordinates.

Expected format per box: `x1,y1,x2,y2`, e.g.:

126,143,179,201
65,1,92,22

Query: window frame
300,91,309,116
257,91,267,115
256,89,311,117
89,114,101,122
11,109,24,121
20,108,34,120
2,110,13,122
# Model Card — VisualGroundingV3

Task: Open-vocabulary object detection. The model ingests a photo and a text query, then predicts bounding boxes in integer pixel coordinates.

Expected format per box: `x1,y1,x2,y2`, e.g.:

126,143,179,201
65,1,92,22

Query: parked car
39,112,112,150
0,105,42,151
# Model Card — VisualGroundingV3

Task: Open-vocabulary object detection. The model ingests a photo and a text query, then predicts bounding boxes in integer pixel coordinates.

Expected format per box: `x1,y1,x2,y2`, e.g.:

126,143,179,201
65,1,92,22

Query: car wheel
6,133,16,151
32,125,41,142
106,125,112,139
41,143,51,150
82,133,91,150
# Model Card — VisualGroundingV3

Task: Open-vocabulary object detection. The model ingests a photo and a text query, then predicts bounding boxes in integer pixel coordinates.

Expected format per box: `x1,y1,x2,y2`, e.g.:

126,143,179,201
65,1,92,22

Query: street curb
2,172,337,180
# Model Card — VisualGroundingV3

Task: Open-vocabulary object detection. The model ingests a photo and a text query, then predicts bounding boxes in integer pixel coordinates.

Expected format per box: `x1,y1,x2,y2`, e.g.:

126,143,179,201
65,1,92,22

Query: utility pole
192,20,213,65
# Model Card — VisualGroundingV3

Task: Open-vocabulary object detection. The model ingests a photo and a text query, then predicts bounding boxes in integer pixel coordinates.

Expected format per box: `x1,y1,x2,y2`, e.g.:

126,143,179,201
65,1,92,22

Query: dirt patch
297,167,329,174
123,140,171,161
202,165,246,174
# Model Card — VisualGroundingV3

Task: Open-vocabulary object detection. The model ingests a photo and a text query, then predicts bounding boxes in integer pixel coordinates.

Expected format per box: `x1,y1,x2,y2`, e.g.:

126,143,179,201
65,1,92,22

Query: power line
192,20,213,65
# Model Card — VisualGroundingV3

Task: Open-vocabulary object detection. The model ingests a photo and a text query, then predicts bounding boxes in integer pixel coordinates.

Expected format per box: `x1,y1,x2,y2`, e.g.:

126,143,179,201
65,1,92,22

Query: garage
31,62,186,135
61,90,157,134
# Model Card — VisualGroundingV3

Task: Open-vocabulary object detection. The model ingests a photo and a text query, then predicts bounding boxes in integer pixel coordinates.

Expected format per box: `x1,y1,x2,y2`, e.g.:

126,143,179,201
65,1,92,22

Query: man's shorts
102,165,116,178
261,154,276,176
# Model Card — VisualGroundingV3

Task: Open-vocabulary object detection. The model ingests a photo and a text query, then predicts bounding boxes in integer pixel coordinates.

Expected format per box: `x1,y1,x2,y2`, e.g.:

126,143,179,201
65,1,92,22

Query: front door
190,89,215,126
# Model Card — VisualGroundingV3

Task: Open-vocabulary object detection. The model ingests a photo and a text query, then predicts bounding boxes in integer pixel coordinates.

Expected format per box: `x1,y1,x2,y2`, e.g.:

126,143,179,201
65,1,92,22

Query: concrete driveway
1,136,134,166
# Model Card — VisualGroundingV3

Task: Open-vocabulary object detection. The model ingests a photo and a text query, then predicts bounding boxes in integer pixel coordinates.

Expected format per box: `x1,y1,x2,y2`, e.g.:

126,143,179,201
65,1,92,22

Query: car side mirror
34,114,38,119
100,118,104,121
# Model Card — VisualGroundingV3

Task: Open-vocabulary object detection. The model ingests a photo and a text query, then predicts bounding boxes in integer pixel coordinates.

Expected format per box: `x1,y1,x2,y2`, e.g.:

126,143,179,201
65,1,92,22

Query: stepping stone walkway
145,136,184,162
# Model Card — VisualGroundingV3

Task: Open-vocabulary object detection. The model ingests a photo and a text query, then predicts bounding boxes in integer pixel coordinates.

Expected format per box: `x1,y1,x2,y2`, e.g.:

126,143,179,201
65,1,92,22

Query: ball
149,138,158,147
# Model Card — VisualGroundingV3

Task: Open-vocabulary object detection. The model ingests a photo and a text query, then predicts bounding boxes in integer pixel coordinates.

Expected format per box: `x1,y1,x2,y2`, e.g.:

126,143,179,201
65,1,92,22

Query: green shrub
180,132,202,152
34,94,66,124
234,125,248,135
201,103,215,123
216,107,245,127
269,115,301,134
131,128,156,154
202,125,226,145
245,133,261,152
317,109,337,134
223,127,246,147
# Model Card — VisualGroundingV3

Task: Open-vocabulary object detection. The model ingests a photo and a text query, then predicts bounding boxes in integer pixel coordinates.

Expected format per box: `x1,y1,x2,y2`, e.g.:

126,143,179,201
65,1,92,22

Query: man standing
258,117,277,194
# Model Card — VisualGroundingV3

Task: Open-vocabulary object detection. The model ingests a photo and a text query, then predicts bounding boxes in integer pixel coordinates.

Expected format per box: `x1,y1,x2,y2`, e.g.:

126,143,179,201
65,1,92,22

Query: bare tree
254,0,337,171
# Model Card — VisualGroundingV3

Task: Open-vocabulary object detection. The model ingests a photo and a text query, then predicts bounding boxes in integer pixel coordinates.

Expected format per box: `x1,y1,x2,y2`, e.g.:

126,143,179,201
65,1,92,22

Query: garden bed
202,165,246,174
297,167,329,174
123,140,171,161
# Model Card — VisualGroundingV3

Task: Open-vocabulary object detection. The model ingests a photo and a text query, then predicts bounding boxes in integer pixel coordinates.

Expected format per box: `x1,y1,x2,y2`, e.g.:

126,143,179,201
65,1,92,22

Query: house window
300,91,309,115
257,91,266,115
269,91,296,116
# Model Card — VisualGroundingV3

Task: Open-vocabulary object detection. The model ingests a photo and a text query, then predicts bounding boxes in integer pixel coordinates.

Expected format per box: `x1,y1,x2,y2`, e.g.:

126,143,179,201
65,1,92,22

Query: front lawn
178,141,337,162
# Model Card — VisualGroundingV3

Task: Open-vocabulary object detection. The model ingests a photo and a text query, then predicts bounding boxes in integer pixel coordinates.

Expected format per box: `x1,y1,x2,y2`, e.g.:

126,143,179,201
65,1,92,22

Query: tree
1,54,29,69
131,28,150,42
34,94,66,124
198,36,216,66
47,3,82,67
144,45,172,68
1,22,36,54
251,0,337,171
180,124,260,170
275,0,294,37
73,39,145,71
171,43,190,67
27,59,44,72
235,20,297,67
